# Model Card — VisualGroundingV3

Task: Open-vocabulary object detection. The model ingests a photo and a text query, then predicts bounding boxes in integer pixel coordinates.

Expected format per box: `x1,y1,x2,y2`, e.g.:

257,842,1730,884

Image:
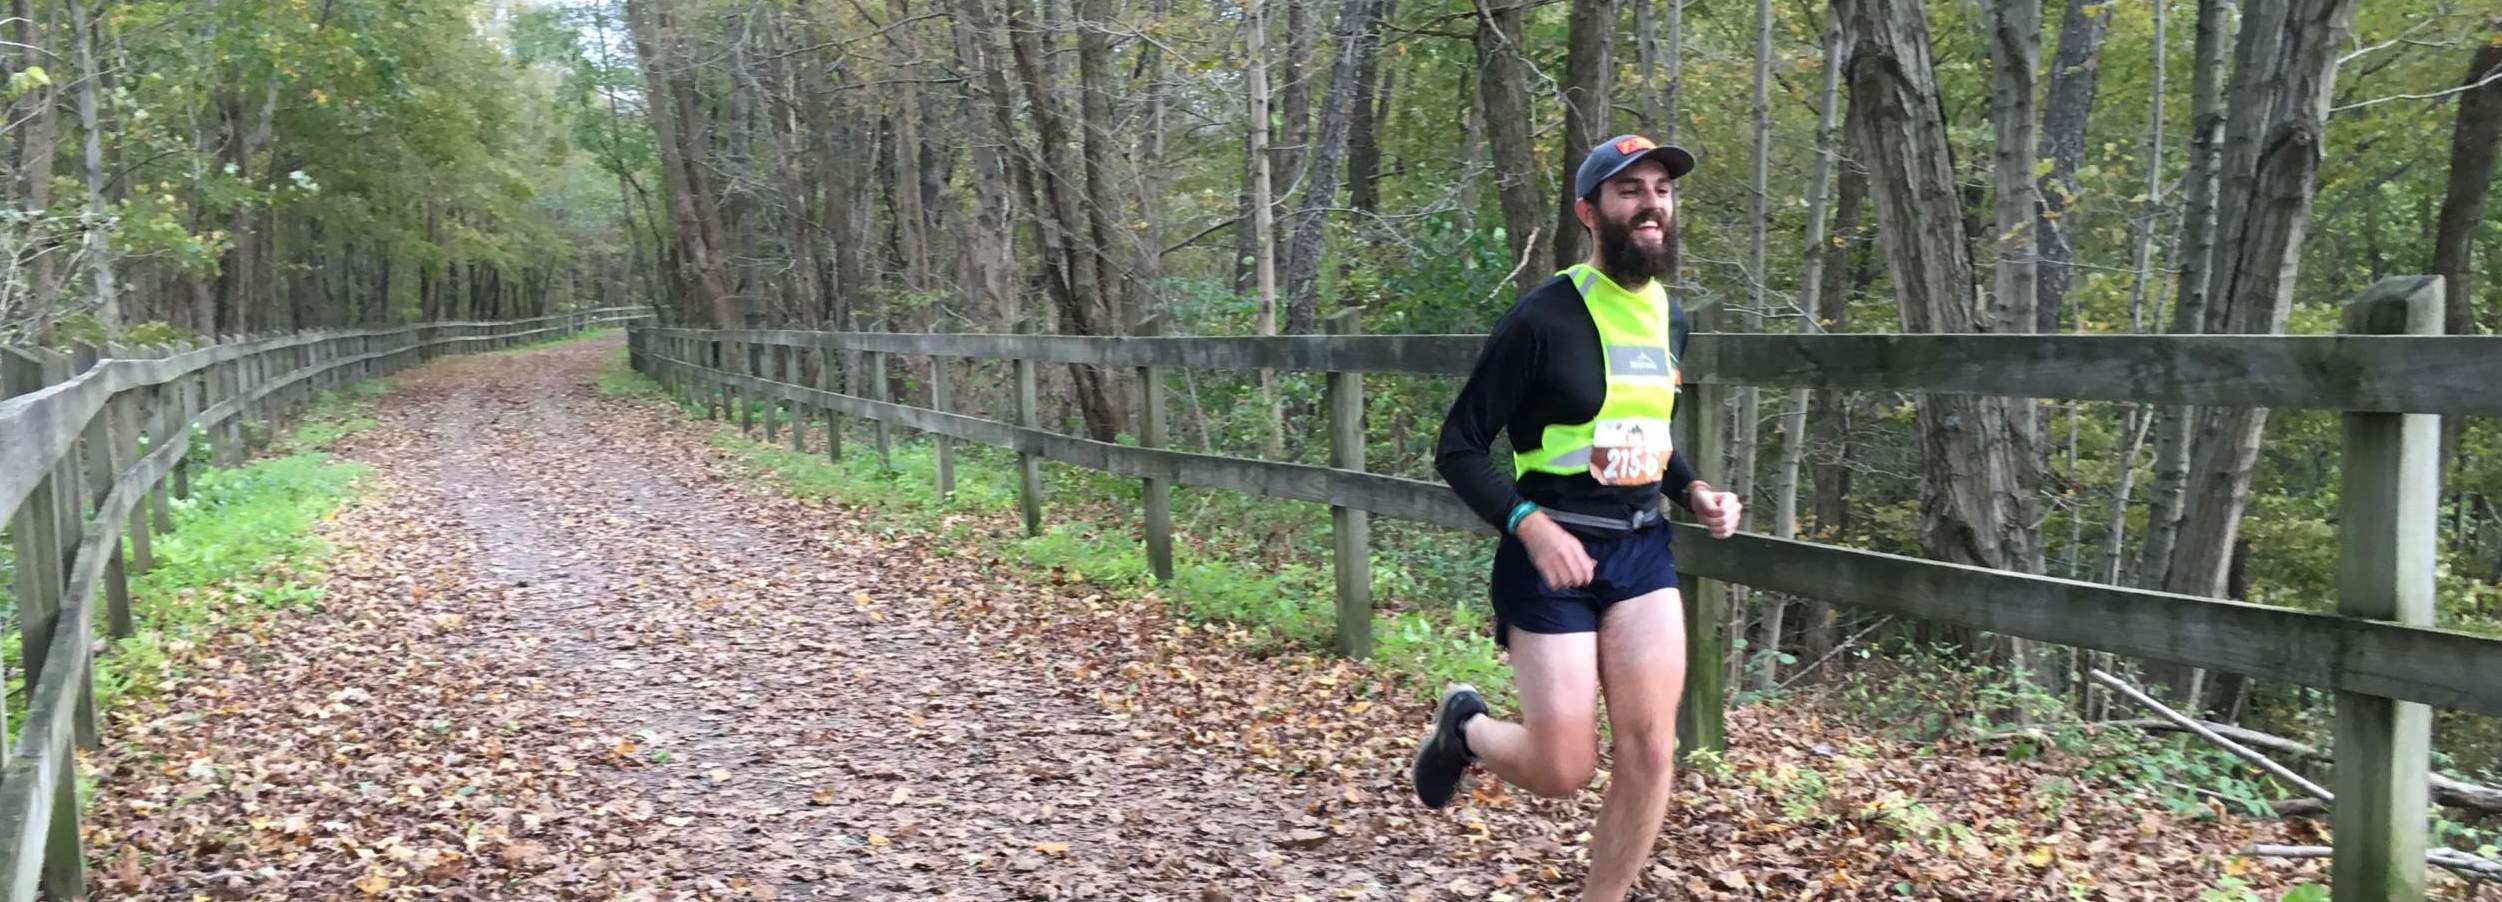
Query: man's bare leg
1582,589,1687,901
1463,630,1601,798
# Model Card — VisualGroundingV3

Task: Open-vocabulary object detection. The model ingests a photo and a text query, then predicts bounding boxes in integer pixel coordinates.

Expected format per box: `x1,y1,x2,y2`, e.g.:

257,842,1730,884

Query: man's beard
1595,209,1679,287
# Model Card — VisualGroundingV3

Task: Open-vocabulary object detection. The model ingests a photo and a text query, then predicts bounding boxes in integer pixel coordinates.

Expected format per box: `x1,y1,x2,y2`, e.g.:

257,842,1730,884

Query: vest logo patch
1606,345,1675,379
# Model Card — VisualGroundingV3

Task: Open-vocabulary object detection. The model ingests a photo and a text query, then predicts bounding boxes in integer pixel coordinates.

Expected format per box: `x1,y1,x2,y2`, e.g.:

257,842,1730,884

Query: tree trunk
1077,0,1128,338
1551,0,1616,268
624,0,735,327
1275,0,1317,188
1281,0,1386,335
1133,0,1174,319
1663,0,1682,302
1002,0,1120,439
1758,4,1846,692
1840,0,2041,578
1809,143,1866,539
2033,0,2111,336
1247,0,1286,455
2161,0,2359,603
68,0,112,335
2433,34,2502,477
953,0,1019,328
1346,0,1394,214
2101,0,2168,589
1476,0,1548,292
2136,0,2234,590
1986,0,2050,683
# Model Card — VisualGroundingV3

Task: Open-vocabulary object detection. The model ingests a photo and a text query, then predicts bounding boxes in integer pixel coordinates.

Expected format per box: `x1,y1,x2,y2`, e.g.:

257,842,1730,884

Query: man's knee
1522,745,1598,798
1613,729,1676,780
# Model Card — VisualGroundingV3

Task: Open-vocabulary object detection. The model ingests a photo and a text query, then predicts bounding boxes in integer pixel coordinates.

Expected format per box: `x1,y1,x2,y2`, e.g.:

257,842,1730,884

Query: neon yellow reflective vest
1512,263,1681,487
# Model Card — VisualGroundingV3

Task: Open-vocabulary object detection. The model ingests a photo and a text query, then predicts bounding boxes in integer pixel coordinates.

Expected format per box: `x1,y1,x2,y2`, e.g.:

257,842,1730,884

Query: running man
1413,134,1744,901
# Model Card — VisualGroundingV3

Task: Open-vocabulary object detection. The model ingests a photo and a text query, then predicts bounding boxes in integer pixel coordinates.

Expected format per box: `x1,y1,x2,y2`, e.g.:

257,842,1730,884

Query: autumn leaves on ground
82,334,2348,901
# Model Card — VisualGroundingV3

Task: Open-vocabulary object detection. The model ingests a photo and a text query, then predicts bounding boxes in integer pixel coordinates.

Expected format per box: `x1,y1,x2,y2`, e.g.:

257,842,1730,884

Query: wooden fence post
1136,315,1173,583
2333,276,2442,902
67,345,106,749
738,339,757,437
817,346,843,462
871,336,893,470
1014,320,1042,536
2,349,59,747
1676,312,1729,761
174,343,200,502
123,372,156,580
707,340,725,421
783,344,806,454
761,343,783,445
1327,310,1372,659
932,342,954,500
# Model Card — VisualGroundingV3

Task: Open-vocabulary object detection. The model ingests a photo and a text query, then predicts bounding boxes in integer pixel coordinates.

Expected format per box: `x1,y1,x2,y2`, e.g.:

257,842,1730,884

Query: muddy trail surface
83,335,2350,901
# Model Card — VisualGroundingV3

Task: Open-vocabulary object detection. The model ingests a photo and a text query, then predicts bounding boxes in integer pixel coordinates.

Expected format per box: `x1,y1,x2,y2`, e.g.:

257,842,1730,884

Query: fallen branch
1776,615,1894,691
2092,718,2502,816
2244,844,2502,883
2087,669,2333,803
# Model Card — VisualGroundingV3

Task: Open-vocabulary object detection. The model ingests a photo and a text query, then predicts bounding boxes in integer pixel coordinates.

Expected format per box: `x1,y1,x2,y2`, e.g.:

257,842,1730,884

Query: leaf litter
82,337,2432,900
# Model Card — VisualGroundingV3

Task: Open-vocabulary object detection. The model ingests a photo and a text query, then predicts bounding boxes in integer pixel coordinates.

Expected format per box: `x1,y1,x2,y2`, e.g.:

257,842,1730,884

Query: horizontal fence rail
0,307,645,900
630,329,2502,717
633,275,2486,902
670,278,2502,415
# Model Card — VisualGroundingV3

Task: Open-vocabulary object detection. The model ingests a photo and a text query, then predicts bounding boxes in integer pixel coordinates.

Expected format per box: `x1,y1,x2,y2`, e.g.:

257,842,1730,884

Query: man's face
1579,160,1678,284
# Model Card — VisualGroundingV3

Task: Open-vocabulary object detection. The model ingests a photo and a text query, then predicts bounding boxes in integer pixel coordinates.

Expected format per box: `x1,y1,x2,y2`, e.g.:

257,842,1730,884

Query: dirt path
319,337,1483,899
85,335,2354,901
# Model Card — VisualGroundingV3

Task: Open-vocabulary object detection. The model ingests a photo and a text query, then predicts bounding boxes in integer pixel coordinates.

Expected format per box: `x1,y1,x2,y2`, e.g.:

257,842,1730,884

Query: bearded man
1413,135,1745,901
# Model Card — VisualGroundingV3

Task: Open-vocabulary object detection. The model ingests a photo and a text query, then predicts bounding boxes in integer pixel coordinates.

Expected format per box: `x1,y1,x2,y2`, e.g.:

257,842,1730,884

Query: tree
2135,0,2234,591
2033,0,2112,336
1476,0,1547,292
1550,0,1616,268
1759,4,1848,691
2433,27,2502,473
1282,0,1387,335
2162,0,2362,604
624,0,734,327
1838,0,2042,580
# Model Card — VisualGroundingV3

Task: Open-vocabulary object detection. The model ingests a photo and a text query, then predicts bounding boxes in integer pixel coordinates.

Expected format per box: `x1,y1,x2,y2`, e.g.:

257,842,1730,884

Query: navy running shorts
1489,521,1679,647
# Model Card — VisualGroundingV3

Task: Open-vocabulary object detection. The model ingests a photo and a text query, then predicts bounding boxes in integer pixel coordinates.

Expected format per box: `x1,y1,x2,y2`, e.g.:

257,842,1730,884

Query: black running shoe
1411,684,1488,809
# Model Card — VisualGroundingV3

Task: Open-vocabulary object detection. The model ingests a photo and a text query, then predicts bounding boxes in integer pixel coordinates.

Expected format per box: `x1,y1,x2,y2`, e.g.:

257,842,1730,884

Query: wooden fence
633,276,2502,900
0,307,646,900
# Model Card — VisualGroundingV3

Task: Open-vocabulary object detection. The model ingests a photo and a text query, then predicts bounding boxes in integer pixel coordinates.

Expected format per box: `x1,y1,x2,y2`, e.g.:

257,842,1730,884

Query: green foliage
88,453,361,715
1813,638,2072,740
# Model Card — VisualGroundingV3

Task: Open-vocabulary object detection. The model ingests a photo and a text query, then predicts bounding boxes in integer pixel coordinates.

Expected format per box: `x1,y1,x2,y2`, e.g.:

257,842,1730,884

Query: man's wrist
1505,501,1540,534
1684,480,1711,507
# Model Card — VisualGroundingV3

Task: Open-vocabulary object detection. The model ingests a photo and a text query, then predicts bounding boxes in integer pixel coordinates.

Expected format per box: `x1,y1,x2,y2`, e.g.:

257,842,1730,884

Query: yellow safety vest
1513,263,1682,487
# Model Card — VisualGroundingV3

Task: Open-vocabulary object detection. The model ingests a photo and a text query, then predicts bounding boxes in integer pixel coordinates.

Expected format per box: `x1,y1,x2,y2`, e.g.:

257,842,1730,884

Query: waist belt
1540,506,1663,534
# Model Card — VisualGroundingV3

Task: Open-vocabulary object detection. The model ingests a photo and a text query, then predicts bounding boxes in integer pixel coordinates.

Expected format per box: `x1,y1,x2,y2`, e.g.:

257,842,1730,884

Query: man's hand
1690,482,1744,539
1516,512,1596,590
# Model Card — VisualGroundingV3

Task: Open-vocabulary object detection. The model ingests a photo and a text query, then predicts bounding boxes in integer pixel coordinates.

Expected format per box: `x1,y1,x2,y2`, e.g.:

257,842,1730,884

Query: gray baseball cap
1574,134,1697,200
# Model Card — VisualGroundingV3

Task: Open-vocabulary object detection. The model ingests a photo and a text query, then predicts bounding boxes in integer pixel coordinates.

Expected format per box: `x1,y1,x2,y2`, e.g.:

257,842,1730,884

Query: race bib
1589,418,1673,486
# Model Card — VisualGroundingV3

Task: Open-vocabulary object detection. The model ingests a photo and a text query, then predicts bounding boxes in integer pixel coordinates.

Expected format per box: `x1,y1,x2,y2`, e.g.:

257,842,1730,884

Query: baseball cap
1574,134,1697,200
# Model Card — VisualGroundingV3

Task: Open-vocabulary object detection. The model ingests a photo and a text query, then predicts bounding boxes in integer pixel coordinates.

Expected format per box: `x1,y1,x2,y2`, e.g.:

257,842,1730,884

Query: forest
3,0,2501,891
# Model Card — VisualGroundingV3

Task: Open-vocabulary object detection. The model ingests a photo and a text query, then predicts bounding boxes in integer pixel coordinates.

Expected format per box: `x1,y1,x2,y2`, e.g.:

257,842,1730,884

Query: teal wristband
1504,501,1539,534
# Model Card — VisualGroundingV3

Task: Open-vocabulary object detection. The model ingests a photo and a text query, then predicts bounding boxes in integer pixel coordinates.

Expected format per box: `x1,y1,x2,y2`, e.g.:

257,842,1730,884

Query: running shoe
1411,684,1487,808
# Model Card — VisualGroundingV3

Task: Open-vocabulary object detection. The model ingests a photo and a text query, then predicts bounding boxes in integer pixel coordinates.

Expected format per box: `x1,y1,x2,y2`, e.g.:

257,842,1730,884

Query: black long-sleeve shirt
1435,272,1700,533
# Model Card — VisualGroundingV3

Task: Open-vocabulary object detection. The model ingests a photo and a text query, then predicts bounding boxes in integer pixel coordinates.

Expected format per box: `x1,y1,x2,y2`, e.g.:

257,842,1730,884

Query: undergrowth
597,361,1513,701
0,381,376,730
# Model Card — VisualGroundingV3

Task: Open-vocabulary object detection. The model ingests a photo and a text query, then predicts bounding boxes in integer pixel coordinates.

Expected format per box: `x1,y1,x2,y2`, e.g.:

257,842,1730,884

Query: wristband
1504,501,1539,534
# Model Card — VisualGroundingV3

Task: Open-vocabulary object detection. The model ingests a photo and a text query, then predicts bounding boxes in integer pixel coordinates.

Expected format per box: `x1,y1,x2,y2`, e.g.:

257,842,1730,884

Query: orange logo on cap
1616,136,1656,154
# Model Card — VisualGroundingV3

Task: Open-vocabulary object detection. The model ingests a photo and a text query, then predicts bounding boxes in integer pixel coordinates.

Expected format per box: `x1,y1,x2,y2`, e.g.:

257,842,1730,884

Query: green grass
490,325,624,357
93,453,365,711
0,380,378,730
601,360,1512,699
